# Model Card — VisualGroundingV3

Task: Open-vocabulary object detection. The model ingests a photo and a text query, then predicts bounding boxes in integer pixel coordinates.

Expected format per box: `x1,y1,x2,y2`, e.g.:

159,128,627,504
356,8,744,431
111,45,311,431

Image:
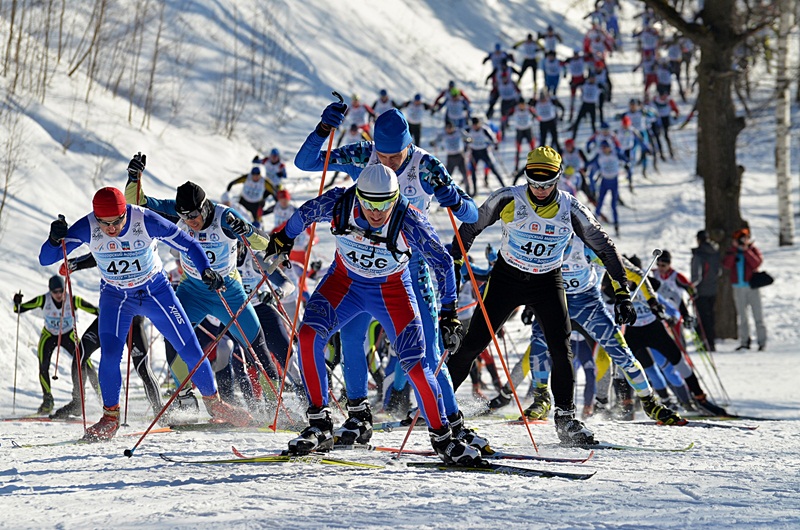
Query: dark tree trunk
644,0,757,339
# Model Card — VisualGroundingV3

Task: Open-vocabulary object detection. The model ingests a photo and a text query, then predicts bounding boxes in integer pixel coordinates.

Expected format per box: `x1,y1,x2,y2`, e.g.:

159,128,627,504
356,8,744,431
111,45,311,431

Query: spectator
690,230,720,351
722,227,767,351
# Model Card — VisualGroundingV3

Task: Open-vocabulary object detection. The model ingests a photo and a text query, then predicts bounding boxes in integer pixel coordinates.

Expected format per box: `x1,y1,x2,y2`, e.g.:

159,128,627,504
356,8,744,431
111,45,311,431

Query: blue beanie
373,109,413,154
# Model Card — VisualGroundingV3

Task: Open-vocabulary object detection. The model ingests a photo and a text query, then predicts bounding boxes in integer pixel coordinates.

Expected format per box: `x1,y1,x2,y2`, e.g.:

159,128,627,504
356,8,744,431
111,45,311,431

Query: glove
49,217,69,245
683,315,697,330
452,258,464,293
265,228,295,258
317,102,348,135
13,292,23,309
433,183,462,209
201,268,225,291
226,213,251,237
439,303,465,352
613,288,637,325
127,153,146,181
521,305,535,326
58,260,78,276
647,298,668,321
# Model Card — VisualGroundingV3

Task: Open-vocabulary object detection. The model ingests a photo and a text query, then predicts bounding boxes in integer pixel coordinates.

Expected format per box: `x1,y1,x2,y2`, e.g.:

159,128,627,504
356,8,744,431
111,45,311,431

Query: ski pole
52,279,66,382
122,326,133,427
124,275,268,457
393,349,451,460
61,234,87,430
632,248,662,299
448,205,539,452
12,292,22,414
269,90,343,432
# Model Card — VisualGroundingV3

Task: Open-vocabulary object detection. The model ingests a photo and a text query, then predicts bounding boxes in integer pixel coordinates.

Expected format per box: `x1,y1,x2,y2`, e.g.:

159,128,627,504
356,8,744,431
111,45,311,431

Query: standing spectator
690,230,720,351
722,228,767,351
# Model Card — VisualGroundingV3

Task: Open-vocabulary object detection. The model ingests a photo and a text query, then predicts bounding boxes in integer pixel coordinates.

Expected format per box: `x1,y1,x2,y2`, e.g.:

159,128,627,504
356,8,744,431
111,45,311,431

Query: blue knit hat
373,109,413,154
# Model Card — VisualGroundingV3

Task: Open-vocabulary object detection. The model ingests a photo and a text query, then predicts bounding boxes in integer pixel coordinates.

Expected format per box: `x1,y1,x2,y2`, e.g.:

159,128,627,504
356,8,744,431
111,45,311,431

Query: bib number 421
106,259,142,275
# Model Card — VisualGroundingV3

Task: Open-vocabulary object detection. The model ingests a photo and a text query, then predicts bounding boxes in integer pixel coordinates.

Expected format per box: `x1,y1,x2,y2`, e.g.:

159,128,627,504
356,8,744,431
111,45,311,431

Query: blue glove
320,102,347,129
433,184,462,209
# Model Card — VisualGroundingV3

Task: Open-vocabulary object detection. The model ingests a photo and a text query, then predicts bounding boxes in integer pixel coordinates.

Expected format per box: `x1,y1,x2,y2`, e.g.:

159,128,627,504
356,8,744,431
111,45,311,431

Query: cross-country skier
266,164,481,466
39,186,252,440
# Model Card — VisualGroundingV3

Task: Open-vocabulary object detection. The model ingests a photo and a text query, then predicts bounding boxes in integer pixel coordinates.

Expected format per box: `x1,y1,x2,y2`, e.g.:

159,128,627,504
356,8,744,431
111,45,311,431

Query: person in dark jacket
690,230,720,351
722,228,766,351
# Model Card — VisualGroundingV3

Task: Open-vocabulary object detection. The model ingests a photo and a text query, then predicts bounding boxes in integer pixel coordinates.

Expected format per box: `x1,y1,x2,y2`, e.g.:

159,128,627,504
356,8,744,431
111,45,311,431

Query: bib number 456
346,247,388,270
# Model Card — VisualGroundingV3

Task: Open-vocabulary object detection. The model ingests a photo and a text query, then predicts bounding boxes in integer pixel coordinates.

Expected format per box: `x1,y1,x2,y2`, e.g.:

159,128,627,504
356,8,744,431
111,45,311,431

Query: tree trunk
775,0,794,246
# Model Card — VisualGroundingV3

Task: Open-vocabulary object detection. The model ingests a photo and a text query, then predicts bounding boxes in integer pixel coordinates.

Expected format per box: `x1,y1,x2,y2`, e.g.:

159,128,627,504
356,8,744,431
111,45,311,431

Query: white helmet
220,191,232,205
356,164,399,203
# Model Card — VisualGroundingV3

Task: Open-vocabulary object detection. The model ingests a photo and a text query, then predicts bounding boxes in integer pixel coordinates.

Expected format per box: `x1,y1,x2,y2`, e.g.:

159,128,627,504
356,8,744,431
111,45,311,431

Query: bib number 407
520,241,556,257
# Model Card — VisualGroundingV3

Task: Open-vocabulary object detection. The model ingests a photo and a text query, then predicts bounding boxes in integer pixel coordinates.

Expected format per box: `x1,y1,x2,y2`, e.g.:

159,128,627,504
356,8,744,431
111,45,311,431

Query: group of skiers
12,4,744,468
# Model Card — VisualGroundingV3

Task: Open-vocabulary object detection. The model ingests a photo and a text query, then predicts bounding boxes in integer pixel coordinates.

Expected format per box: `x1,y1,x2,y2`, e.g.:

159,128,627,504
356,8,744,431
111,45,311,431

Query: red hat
93,187,126,218
565,138,575,148
277,189,291,200
621,116,631,127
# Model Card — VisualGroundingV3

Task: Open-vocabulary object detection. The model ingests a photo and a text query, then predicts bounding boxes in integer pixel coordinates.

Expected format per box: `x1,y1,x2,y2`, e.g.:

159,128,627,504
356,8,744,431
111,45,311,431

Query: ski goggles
525,167,563,189
177,209,203,221
356,189,399,212
95,212,127,227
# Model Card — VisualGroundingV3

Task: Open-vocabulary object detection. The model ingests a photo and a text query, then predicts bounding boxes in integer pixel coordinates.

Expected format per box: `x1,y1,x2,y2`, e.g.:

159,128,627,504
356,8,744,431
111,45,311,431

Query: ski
682,413,782,422
232,444,593,464
571,441,695,453
159,453,384,468
10,438,95,448
1,415,82,423
633,420,758,431
405,461,595,480
502,418,554,426
168,422,295,433
372,420,427,432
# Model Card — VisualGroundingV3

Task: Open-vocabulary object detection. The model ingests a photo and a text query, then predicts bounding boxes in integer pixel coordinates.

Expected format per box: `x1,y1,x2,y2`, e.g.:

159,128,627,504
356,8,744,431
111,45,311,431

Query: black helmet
49,275,65,292
175,181,212,221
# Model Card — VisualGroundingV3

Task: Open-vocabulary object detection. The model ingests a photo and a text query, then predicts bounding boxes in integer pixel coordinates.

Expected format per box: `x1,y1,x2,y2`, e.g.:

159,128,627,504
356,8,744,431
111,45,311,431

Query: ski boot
385,384,412,418
37,394,54,415
554,407,595,447
522,385,552,420
288,406,334,455
429,425,482,467
50,399,81,420
592,397,612,419
487,385,512,411
693,393,729,417
203,393,253,427
449,410,492,455
84,406,120,441
641,394,686,425
334,398,373,445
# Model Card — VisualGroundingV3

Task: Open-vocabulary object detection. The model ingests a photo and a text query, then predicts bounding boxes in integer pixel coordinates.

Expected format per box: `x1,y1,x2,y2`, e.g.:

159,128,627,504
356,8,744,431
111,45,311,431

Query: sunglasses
656,262,670,267
178,209,203,221
526,168,562,189
95,213,127,227
356,189,398,212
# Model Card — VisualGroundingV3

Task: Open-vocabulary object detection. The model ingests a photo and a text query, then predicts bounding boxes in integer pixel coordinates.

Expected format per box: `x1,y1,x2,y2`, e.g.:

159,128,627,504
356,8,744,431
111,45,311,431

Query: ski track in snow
2,0,800,528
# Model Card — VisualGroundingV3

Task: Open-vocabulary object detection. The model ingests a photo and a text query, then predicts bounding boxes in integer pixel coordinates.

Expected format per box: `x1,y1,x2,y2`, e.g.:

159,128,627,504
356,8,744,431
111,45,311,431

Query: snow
1,0,800,528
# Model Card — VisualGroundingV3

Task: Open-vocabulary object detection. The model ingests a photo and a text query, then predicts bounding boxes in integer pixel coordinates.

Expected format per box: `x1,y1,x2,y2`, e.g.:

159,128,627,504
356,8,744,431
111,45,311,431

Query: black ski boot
288,406,334,455
50,399,81,420
693,393,729,417
429,425,482,466
448,410,492,455
554,407,595,446
334,398,373,445
37,394,54,415
487,385,512,411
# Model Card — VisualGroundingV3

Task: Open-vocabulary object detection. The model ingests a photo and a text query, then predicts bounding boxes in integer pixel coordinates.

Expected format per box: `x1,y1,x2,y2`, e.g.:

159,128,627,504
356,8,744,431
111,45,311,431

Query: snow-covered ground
2,1,800,528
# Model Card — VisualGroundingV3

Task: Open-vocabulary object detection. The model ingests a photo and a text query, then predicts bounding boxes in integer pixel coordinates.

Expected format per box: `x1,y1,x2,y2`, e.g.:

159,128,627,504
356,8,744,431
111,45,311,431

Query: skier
344,94,376,138
465,116,506,190
564,48,587,122
533,90,564,152
127,163,282,397
266,164,481,466
489,241,683,425
432,87,471,129
13,276,100,415
372,89,399,116
447,146,638,446
652,92,680,159
39,186,252,440
541,50,564,96
398,94,433,146
430,121,473,195
482,42,515,71
512,33,543,94
226,166,279,227
586,139,630,234
261,148,289,187
570,73,602,139
507,98,536,171
295,105,488,453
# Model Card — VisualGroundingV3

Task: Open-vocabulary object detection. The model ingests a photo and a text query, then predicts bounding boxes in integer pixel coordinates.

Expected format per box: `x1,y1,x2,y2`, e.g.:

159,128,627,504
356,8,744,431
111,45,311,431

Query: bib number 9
206,251,217,264
106,259,142,275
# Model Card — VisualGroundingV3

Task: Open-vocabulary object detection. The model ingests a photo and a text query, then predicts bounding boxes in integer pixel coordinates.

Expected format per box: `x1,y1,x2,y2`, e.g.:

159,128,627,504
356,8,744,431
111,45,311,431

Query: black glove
226,213,251,236
13,292,23,309
265,228,295,258
683,315,697,330
49,216,69,245
201,268,225,291
647,298,668,321
521,305,535,326
614,288,637,325
439,303,464,352
127,152,146,181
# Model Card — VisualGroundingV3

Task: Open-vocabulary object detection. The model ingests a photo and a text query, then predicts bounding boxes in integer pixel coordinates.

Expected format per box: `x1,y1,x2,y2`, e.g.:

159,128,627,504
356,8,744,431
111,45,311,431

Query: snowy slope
1,0,800,528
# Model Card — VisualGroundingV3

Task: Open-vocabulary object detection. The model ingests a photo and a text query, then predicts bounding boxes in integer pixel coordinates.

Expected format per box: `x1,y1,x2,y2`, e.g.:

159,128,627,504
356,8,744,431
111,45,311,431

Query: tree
641,0,779,339
775,0,794,247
